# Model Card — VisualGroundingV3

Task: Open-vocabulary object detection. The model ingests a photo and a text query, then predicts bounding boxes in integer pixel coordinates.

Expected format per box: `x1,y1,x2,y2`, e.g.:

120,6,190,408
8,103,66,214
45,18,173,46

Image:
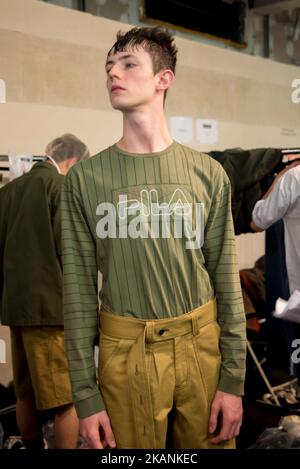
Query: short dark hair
108,26,177,75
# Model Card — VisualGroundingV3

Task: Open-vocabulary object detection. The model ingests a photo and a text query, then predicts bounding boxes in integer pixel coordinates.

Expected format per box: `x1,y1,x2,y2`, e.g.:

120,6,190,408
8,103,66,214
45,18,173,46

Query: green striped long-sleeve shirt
61,141,246,419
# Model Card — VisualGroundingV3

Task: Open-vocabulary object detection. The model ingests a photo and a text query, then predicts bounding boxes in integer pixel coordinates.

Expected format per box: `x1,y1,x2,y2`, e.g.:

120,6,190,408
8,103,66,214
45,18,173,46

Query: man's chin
111,102,133,112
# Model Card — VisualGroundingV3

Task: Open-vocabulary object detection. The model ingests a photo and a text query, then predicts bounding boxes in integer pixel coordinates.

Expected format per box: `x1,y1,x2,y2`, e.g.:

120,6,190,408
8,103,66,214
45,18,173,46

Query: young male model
61,27,246,449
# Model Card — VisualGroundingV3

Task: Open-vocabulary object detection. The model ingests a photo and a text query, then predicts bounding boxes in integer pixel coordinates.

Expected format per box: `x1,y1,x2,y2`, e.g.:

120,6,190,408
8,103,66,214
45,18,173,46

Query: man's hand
80,410,116,449
250,220,264,232
209,390,243,444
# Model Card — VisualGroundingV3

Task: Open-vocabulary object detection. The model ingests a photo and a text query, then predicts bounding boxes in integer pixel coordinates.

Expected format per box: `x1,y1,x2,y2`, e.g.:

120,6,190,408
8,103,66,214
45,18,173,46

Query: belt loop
192,315,199,336
145,321,155,343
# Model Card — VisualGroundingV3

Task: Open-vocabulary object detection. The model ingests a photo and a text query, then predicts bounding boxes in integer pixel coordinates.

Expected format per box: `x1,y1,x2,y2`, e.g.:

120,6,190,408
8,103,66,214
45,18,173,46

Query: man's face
105,46,160,111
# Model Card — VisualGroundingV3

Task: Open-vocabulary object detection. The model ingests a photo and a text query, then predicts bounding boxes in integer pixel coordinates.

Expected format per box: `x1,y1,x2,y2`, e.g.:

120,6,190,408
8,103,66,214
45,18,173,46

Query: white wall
1,0,299,155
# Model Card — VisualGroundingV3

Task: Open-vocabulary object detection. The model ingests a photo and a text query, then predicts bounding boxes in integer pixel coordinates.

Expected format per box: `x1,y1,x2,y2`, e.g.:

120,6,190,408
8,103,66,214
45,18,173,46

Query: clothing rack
281,149,300,163
0,155,45,172
281,148,300,154
0,155,45,160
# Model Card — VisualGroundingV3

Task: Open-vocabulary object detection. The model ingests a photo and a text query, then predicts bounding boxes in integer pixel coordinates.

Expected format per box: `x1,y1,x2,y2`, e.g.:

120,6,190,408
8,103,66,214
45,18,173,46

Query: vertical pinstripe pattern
61,142,246,418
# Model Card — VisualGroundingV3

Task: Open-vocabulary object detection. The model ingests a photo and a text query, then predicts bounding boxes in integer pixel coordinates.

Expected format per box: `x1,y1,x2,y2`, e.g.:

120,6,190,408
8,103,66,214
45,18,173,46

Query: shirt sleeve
252,173,292,230
202,167,246,396
61,171,105,418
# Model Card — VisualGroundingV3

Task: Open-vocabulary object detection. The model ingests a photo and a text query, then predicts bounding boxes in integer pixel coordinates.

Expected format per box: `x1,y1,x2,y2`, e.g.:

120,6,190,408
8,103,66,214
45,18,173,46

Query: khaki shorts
10,326,73,410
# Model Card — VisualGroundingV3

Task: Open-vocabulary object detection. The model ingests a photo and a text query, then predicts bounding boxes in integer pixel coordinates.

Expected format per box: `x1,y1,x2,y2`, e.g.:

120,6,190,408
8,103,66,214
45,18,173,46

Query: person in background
61,27,246,449
0,133,90,449
251,162,300,296
251,162,300,380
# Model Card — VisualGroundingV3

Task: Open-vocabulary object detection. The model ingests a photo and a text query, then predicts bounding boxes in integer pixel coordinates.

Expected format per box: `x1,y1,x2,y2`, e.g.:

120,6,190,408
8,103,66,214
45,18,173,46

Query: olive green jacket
0,163,64,326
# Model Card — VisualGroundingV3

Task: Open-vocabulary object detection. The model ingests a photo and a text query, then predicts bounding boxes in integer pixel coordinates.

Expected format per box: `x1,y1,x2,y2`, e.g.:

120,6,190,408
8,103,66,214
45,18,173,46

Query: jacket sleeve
61,171,105,418
202,167,246,396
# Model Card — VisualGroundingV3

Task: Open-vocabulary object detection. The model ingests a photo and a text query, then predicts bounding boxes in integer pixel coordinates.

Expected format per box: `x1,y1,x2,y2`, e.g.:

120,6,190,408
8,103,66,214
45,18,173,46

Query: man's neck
46,158,69,175
117,106,173,154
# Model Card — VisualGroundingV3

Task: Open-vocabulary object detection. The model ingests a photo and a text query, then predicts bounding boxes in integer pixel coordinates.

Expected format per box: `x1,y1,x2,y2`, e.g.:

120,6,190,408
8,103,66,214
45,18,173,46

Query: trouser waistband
99,298,217,341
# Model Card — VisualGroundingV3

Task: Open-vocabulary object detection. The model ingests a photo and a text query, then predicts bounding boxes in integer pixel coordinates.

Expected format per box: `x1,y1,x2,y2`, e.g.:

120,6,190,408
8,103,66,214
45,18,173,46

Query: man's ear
157,69,175,92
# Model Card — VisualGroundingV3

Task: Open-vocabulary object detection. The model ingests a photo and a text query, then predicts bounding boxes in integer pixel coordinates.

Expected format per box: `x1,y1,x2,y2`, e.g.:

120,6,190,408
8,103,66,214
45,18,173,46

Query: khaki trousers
98,299,235,449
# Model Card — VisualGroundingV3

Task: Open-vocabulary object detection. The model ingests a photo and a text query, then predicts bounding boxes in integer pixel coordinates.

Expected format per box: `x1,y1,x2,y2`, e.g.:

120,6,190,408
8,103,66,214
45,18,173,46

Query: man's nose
108,64,121,79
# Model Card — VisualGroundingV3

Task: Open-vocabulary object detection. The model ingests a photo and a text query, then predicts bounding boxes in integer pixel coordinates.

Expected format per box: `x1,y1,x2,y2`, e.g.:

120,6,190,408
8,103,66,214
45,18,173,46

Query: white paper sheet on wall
0,79,6,103
170,116,193,144
196,119,218,144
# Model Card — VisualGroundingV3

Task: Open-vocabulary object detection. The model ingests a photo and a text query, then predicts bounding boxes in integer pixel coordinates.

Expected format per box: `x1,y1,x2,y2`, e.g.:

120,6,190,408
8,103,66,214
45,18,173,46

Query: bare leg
16,398,44,449
16,398,42,440
54,403,79,449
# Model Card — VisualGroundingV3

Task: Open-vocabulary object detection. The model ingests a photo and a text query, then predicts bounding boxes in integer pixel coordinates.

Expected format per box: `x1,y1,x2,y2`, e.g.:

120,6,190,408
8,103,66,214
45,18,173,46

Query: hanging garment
209,148,282,234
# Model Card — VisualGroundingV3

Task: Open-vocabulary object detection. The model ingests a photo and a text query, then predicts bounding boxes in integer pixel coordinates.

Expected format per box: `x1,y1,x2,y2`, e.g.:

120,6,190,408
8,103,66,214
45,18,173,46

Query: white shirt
252,166,300,294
